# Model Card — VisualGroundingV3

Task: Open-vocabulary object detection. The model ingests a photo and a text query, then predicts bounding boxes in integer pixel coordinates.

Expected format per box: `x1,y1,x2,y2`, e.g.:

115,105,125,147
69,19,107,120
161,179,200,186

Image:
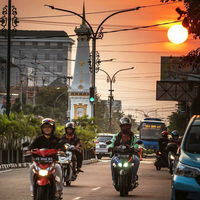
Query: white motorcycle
58,143,77,186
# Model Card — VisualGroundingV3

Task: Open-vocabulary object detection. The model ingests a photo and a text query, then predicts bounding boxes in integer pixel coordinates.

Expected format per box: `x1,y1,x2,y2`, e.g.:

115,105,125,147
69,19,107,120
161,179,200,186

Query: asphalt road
0,157,172,200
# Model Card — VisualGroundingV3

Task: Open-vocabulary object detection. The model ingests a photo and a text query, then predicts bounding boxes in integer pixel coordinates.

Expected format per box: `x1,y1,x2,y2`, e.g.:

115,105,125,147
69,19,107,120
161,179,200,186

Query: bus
137,118,167,151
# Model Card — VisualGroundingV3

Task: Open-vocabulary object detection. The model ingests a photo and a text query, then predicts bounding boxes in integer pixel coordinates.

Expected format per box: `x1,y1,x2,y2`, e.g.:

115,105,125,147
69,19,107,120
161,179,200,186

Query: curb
0,158,99,171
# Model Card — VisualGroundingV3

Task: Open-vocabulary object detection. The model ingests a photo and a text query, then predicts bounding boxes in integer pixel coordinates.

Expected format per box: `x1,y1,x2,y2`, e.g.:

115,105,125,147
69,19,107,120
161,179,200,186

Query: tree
161,0,200,39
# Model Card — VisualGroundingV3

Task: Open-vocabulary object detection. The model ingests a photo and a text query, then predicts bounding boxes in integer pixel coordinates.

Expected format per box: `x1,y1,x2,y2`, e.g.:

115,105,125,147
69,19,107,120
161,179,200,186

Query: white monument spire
68,3,92,120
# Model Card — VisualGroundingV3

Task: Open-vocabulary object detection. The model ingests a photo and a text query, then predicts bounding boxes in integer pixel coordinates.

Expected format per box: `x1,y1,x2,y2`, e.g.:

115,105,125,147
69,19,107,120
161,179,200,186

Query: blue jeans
111,154,140,182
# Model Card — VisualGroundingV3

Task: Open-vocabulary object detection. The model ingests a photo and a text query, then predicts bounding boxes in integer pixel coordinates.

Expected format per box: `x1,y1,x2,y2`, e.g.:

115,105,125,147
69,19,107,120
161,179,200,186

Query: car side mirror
22,141,30,147
137,125,140,131
136,140,143,145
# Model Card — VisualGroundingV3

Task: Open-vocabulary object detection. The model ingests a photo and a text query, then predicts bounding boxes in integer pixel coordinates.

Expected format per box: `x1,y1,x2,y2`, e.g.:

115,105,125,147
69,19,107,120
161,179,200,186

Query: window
57,52,63,60
45,53,50,61
20,42,25,49
45,42,50,49
57,42,63,49
57,65,62,73
32,42,38,49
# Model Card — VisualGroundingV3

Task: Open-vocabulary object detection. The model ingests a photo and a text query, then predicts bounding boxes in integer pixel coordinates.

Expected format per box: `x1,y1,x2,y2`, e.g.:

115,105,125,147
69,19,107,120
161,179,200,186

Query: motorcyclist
169,130,182,146
60,122,84,173
158,131,169,163
108,116,139,187
158,131,169,152
26,118,64,197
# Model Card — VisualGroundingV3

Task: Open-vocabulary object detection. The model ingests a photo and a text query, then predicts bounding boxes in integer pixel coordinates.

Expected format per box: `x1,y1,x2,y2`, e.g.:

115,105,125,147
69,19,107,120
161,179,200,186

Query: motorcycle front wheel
36,185,48,200
156,166,161,170
119,175,126,197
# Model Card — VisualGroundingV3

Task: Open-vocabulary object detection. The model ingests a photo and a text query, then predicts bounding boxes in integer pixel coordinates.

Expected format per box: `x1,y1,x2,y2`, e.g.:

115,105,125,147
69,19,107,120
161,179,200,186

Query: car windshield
185,125,200,153
97,136,113,143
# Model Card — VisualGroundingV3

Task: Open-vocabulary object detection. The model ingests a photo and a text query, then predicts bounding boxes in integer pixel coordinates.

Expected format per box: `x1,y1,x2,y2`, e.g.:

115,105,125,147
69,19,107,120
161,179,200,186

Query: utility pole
32,56,38,107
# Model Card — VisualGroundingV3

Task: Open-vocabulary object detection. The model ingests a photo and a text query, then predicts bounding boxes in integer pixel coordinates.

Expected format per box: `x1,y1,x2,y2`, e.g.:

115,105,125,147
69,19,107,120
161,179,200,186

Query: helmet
161,131,168,138
172,130,179,138
119,117,132,127
65,122,76,133
41,118,56,134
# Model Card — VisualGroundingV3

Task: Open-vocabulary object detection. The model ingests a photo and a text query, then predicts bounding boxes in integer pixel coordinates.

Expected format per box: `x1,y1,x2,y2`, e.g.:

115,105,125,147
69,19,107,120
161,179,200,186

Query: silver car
95,133,114,159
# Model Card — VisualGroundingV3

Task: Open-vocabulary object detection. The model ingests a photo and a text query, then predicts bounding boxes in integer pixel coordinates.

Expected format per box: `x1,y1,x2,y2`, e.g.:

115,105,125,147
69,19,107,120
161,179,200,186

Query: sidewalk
0,158,99,170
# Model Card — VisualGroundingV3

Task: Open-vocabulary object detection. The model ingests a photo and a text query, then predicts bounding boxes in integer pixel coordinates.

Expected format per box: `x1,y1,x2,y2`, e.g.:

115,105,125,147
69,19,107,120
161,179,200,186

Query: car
171,115,200,200
94,133,114,159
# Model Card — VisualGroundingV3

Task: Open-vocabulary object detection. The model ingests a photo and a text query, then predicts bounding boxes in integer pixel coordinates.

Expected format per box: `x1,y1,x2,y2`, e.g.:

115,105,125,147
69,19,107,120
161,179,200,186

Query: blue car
171,115,200,200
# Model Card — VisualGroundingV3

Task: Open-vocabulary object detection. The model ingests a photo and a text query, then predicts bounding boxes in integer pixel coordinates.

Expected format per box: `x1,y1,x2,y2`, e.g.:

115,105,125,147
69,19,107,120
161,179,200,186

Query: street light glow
44,5,54,9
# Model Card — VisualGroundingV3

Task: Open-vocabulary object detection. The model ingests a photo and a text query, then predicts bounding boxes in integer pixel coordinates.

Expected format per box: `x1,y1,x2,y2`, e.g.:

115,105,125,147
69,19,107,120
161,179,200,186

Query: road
0,157,172,200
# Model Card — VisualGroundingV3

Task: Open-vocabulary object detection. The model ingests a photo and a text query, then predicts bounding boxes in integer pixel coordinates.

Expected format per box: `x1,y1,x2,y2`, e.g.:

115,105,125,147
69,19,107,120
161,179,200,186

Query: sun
167,24,188,44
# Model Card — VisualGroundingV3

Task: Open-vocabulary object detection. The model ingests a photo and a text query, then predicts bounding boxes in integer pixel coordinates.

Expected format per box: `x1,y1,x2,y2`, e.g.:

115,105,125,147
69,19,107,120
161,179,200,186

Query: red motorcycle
31,148,62,200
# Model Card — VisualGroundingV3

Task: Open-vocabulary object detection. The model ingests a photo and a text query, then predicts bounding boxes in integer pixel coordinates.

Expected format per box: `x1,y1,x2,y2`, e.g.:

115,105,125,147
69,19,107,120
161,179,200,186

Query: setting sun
167,24,188,44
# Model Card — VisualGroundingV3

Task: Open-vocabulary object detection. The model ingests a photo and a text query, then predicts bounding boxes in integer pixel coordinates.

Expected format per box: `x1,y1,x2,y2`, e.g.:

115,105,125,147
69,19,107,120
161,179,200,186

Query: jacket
28,135,60,150
108,131,138,150
60,133,81,147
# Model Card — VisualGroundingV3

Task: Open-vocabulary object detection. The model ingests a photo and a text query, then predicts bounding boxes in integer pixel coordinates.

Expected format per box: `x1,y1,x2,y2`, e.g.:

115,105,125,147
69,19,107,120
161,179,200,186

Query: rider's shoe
31,191,33,197
55,190,62,198
77,168,84,173
112,180,115,186
132,181,139,189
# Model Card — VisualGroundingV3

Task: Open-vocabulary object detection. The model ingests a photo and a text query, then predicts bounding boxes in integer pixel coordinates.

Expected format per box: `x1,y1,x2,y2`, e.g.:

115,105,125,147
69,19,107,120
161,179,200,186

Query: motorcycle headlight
64,145,68,150
39,169,48,176
170,155,175,160
175,162,200,177
118,163,122,167
123,163,128,167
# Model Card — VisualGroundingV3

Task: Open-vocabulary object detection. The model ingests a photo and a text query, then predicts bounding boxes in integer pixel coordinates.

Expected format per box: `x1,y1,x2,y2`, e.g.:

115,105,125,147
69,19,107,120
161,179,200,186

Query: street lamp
99,67,135,133
44,4,141,118
54,91,69,109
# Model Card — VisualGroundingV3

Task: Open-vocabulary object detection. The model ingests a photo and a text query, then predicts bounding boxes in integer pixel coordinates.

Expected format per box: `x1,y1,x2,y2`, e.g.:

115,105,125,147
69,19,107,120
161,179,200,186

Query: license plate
35,157,53,163
100,145,107,148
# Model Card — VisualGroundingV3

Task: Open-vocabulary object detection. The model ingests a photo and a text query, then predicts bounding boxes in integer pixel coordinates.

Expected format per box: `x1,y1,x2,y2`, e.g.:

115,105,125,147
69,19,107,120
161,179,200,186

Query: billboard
161,56,200,82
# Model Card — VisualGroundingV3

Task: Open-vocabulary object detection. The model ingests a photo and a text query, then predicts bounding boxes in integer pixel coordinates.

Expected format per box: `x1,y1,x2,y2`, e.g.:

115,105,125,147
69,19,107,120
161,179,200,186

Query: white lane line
0,169,13,173
92,187,101,191
73,197,81,200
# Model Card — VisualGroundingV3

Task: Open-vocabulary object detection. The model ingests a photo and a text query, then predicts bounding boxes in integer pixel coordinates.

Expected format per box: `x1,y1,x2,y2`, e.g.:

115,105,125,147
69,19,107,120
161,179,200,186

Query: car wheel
156,166,161,170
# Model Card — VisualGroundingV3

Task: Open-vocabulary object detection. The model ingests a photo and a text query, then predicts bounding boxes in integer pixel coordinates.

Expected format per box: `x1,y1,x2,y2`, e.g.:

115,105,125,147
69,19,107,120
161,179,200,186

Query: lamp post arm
111,67,134,82
99,68,111,82
54,92,68,109
44,5,95,36
96,6,141,34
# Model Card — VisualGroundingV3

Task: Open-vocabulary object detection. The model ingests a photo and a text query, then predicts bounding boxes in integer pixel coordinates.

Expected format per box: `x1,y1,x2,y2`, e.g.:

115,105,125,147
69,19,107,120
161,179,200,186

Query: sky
1,0,200,124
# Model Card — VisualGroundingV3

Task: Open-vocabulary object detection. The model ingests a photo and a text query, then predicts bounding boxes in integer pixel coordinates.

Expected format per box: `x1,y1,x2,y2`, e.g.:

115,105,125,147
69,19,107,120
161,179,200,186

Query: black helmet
65,122,76,133
119,117,132,127
41,118,56,134
172,130,179,138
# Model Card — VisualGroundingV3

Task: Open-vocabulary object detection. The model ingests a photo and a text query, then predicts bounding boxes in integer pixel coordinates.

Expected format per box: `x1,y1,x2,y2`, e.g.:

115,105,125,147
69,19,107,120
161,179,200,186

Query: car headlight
39,169,48,176
175,162,200,177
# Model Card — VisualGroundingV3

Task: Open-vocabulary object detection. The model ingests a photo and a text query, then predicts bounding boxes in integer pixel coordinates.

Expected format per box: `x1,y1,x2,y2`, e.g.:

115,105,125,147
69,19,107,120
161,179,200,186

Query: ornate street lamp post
99,67,135,133
44,4,141,119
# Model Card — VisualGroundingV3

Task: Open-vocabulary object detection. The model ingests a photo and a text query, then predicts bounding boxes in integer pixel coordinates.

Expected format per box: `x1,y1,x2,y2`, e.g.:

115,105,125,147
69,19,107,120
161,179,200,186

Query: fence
0,149,95,165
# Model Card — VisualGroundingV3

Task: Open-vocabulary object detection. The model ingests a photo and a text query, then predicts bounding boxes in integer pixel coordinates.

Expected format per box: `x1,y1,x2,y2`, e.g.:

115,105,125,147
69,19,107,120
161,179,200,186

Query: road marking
73,197,81,200
0,168,24,173
141,161,153,164
92,187,101,191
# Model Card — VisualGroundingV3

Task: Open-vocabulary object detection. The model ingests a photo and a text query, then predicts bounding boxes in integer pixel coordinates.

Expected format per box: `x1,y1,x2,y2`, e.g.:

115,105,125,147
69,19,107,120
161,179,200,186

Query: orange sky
1,0,200,123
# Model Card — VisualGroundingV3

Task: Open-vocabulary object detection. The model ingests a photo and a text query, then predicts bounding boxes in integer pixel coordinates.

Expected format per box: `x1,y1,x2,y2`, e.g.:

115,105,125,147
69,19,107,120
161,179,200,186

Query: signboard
161,56,200,82
156,81,196,101
108,121,114,127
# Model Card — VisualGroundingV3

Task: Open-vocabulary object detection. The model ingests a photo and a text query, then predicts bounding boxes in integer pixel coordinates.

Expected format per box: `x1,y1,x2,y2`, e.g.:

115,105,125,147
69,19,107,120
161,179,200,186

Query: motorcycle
57,143,78,186
166,143,178,175
154,142,168,170
107,140,143,197
29,148,62,200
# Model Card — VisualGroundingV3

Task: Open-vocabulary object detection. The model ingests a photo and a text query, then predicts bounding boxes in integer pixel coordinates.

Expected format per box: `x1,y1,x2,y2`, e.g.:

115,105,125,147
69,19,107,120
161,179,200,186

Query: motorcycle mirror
22,141,30,147
136,140,143,145
106,140,112,145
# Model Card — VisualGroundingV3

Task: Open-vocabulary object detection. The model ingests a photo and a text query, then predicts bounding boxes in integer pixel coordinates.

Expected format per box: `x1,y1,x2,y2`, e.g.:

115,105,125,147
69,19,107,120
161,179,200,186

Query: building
0,30,74,105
